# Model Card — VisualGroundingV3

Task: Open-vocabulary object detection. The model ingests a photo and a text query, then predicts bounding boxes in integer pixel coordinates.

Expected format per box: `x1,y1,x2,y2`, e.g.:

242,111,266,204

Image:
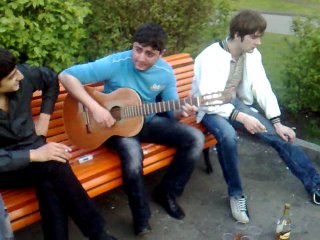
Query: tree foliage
0,0,231,70
83,0,231,60
282,16,320,112
0,0,91,71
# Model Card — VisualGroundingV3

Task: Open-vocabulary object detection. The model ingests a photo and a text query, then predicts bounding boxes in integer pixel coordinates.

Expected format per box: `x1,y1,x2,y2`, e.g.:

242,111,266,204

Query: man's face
132,42,164,71
0,68,24,93
238,32,263,53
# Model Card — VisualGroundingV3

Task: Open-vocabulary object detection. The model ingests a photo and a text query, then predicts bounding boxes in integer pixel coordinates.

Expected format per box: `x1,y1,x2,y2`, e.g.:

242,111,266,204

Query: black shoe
134,221,152,236
152,186,185,220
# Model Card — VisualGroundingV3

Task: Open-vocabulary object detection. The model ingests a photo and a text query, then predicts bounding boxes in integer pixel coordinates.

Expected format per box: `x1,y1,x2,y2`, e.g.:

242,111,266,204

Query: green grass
258,33,294,99
232,0,320,16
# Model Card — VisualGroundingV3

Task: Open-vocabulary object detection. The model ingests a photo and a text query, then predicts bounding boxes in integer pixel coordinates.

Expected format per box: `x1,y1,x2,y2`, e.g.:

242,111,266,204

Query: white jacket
192,42,281,120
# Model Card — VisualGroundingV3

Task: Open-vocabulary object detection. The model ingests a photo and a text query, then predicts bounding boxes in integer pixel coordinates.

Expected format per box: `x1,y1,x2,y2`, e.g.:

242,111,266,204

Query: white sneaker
313,190,320,205
230,195,249,223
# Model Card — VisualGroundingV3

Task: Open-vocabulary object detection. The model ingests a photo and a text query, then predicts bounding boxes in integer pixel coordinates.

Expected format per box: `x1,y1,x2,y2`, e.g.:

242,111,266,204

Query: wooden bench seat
0,53,217,231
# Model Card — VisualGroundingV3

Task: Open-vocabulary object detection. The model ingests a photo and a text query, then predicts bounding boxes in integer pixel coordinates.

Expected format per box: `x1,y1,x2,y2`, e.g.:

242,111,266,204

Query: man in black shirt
0,48,117,240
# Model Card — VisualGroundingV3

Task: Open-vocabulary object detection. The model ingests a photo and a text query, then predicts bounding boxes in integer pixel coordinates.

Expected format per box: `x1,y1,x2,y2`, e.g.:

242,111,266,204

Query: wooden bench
0,53,217,232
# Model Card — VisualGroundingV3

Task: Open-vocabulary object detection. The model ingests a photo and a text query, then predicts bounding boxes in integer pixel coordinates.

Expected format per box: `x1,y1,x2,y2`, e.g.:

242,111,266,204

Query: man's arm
18,65,59,136
59,73,115,128
248,50,281,120
235,112,266,134
21,65,60,115
0,142,71,172
0,149,30,172
34,113,50,136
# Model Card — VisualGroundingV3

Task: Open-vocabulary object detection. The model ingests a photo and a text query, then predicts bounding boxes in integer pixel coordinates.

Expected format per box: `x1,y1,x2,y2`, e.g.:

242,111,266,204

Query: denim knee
122,147,143,176
219,130,237,147
181,126,205,159
189,127,205,149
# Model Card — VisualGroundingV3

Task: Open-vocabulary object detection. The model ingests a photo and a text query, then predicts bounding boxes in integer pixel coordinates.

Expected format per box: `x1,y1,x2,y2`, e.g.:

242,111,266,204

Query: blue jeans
106,115,204,225
201,99,320,197
0,194,14,239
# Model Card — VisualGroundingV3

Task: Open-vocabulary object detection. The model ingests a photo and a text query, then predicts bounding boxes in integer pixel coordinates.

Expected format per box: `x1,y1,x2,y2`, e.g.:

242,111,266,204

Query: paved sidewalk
14,134,320,240
262,12,295,35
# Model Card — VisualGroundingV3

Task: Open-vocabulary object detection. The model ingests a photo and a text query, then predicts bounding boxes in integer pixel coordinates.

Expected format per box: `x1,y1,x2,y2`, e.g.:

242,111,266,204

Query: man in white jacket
192,9,320,223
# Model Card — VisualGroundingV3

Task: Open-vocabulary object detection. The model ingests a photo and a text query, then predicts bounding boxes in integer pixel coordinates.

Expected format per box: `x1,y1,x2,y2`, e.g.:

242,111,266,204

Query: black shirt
0,64,59,172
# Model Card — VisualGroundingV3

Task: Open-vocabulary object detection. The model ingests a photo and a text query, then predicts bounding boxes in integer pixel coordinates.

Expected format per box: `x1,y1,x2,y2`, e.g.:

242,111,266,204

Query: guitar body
63,86,144,150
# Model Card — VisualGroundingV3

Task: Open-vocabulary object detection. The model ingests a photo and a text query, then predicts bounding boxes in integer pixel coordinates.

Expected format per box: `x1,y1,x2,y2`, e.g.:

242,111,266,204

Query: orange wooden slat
176,78,193,89
163,53,191,62
87,178,123,198
143,158,173,175
48,117,64,128
9,201,38,222
177,84,192,93
167,57,194,68
175,71,194,81
46,126,66,138
47,133,68,143
11,212,41,231
173,64,194,75
178,91,192,99
50,110,63,120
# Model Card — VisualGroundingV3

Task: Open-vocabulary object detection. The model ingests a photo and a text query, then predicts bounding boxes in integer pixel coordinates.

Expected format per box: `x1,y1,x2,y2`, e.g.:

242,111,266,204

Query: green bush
83,0,231,60
0,0,231,70
0,0,91,72
283,16,320,112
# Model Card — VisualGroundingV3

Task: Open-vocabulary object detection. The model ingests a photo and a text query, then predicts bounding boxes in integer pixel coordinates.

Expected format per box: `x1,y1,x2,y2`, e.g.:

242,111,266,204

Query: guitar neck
122,96,200,118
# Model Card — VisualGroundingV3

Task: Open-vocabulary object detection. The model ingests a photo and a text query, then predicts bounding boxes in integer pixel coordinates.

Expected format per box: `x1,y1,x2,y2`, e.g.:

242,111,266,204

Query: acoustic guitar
63,86,226,150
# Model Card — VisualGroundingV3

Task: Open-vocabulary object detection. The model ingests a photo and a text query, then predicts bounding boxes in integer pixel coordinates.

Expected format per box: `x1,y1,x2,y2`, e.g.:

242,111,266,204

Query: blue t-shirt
62,50,178,120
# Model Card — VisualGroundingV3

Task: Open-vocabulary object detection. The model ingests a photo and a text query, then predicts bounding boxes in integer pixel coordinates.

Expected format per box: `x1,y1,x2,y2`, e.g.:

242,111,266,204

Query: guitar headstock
199,91,231,107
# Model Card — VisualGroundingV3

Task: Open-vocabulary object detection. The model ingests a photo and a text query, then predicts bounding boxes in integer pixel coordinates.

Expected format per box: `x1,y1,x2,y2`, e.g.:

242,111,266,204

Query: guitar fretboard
121,97,200,118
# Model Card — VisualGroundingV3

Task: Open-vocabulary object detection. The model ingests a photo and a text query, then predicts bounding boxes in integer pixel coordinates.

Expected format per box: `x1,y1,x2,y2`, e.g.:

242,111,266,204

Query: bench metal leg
203,148,213,174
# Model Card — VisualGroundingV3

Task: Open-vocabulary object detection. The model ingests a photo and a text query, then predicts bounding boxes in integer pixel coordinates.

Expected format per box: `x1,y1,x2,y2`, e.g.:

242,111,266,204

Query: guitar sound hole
110,106,121,121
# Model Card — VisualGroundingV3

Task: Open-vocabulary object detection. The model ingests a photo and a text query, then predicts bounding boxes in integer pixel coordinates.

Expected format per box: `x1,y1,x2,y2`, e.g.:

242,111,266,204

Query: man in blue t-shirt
59,23,205,236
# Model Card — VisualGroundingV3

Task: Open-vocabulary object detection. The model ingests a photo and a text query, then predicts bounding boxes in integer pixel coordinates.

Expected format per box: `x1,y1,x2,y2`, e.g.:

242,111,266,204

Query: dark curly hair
133,23,167,53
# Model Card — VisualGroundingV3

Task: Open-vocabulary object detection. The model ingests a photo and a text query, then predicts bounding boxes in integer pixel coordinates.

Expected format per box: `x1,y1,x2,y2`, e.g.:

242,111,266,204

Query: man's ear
159,49,166,57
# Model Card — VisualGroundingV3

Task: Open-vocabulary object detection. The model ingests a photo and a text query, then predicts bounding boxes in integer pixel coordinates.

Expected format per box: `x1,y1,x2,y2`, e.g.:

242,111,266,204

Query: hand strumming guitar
90,103,116,128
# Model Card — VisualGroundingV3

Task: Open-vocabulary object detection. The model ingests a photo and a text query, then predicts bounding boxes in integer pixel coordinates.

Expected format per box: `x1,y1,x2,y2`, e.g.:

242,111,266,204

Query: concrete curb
295,138,320,164
296,138,320,152
259,10,306,17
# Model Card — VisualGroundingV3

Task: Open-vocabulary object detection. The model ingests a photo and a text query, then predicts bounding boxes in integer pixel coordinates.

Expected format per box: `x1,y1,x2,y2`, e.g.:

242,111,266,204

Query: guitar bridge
83,104,92,134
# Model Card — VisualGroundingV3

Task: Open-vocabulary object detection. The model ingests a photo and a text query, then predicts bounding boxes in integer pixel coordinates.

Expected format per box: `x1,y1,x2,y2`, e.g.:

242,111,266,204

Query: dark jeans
0,137,105,240
106,115,204,225
201,99,320,197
